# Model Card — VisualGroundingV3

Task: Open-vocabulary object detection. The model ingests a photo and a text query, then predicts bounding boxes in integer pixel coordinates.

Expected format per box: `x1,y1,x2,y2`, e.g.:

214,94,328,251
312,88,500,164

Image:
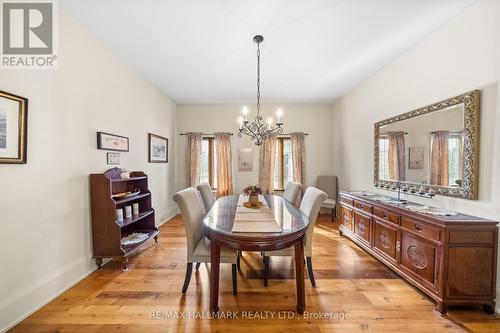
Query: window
379,137,390,180
448,134,462,186
274,137,293,191
200,138,217,189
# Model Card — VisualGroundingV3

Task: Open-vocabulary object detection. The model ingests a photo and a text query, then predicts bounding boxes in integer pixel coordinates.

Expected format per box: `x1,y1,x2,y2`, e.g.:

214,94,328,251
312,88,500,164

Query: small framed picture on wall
97,131,129,152
107,152,120,165
238,148,253,171
0,90,28,164
148,133,168,163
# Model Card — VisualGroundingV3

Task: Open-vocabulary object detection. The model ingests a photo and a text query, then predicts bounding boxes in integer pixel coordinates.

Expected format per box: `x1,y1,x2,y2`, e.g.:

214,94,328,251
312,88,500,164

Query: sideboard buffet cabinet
339,191,498,314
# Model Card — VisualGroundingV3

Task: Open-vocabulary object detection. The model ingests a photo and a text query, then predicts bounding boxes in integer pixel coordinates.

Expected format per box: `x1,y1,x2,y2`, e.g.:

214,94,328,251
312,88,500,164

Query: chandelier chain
257,41,260,116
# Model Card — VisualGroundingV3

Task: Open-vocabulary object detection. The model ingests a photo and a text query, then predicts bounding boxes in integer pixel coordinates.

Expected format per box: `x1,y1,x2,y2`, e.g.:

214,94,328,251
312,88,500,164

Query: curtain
290,132,306,186
388,131,406,181
214,132,233,197
186,132,202,187
259,134,277,194
431,131,449,186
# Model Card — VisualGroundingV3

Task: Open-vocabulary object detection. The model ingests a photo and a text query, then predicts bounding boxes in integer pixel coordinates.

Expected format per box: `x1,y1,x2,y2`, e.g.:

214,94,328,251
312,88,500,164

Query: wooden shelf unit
90,168,159,270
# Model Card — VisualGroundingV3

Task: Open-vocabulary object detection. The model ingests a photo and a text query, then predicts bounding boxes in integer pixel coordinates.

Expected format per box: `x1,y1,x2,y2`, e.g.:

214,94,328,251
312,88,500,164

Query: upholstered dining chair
173,187,238,295
282,181,302,206
262,187,327,287
196,182,216,212
317,175,338,222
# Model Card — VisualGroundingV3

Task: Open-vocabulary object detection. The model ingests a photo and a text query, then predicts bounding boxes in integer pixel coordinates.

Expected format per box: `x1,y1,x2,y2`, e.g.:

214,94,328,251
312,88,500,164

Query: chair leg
237,251,241,270
182,263,193,294
232,264,238,296
306,257,316,288
263,256,270,287
331,208,335,223
195,262,201,271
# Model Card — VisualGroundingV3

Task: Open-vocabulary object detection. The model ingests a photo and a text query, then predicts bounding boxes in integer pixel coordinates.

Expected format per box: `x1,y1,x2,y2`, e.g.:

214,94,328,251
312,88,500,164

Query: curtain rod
179,132,309,136
179,133,233,136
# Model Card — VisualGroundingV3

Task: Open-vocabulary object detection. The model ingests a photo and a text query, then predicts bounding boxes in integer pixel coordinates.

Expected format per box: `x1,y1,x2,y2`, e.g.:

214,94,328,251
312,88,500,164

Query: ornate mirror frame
374,90,480,200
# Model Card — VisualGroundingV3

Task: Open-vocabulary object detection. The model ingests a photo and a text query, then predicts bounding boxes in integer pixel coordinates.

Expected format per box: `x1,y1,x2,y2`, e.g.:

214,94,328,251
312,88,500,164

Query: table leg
294,238,305,314
210,240,221,314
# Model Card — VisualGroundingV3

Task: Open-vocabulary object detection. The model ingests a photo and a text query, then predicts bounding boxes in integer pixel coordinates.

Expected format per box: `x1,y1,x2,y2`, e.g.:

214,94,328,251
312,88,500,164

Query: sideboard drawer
340,196,353,206
401,218,441,242
374,207,400,225
354,200,373,214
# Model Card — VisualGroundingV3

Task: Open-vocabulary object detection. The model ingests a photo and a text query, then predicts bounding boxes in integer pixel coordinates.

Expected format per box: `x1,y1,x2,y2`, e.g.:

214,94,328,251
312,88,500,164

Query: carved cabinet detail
339,191,498,315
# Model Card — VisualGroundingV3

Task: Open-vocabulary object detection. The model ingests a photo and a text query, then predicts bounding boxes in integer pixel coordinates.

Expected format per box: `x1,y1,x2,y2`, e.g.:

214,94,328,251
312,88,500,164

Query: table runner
232,195,281,233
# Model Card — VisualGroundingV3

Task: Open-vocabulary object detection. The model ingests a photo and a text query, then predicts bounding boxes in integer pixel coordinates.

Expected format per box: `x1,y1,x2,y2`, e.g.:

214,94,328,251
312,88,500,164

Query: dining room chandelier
237,35,283,146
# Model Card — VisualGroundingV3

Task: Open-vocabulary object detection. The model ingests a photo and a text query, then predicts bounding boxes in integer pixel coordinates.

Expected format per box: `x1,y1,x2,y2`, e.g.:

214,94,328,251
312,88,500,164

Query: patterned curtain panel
259,134,277,194
186,132,202,187
388,131,406,181
214,132,233,197
431,131,449,186
290,132,306,186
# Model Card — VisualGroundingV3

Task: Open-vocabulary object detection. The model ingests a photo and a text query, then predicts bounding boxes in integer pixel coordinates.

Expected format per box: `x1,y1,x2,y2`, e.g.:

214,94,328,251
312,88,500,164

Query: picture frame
0,90,28,164
148,133,168,163
238,148,253,171
408,146,424,169
97,131,129,152
107,152,120,165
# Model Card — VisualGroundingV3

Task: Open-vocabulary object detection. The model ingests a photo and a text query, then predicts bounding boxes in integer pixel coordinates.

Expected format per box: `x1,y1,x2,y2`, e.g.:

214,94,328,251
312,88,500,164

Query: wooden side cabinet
90,168,159,270
339,191,498,314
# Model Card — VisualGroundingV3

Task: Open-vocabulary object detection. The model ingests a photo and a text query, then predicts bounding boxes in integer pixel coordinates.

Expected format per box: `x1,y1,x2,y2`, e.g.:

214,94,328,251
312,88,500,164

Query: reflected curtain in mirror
388,131,406,181
290,132,306,186
430,131,449,186
259,134,277,194
186,132,202,187
214,132,233,197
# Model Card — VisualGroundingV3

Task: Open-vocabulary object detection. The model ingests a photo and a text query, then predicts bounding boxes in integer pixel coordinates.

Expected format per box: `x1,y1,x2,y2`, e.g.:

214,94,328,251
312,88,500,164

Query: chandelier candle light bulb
276,108,283,124
242,106,249,121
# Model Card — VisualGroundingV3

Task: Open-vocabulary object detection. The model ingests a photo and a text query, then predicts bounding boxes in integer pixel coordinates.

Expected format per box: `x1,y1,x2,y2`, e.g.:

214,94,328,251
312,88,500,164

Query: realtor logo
1,0,57,68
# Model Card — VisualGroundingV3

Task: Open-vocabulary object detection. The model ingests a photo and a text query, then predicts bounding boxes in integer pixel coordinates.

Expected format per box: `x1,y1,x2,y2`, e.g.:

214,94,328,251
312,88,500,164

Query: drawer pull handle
414,224,422,231
383,213,388,219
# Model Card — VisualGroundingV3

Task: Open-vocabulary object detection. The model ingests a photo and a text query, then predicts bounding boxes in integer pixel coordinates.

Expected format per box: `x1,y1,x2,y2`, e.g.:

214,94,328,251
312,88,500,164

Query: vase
248,194,259,206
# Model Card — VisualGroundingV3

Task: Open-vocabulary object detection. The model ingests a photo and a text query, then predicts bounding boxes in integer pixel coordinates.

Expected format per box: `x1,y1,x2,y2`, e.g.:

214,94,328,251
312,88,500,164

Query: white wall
177,104,334,193
333,0,500,310
0,9,178,331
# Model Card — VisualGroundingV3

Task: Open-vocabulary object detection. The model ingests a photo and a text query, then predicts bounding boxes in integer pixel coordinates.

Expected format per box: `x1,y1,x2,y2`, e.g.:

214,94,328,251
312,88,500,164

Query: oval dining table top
203,194,309,251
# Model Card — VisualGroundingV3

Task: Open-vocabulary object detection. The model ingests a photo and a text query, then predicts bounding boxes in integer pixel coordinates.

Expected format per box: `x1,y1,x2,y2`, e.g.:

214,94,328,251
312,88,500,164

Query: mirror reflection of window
379,137,390,180
448,134,463,187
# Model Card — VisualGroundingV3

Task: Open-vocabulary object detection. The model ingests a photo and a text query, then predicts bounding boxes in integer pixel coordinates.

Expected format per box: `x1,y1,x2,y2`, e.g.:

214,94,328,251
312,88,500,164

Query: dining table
203,194,309,314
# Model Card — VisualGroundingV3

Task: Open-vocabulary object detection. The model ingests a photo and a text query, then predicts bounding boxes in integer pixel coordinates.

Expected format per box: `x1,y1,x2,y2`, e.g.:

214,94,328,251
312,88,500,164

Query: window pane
213,143,217,188
200,139,209,185
448,136,461,186
274,141,279,190
283,139,293,185
379,138,389,180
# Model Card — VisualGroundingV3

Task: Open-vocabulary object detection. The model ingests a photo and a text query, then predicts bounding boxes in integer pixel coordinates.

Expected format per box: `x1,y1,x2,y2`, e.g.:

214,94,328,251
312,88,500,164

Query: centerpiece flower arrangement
242,185,262,206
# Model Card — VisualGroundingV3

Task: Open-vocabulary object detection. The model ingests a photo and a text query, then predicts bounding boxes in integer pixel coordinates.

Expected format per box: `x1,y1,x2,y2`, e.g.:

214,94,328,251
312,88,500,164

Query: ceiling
59,0,474,104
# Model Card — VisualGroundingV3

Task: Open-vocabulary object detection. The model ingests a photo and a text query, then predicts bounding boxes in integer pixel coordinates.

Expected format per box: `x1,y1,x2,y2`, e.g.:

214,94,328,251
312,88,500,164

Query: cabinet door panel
400,232,439,289
341,205,353,231
373,218,398,263
354,211,371,245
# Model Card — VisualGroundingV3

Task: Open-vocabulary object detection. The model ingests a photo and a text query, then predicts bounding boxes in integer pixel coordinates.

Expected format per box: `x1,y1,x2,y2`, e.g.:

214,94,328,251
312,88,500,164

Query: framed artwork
107,152,120,165
0,90,28,164
409,146,424,169
97,131,129,152
238,148,253,171
148,133,168,163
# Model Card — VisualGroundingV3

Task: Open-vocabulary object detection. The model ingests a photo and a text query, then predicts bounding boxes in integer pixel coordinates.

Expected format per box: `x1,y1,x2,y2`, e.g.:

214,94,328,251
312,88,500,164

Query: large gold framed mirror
374,90,480,199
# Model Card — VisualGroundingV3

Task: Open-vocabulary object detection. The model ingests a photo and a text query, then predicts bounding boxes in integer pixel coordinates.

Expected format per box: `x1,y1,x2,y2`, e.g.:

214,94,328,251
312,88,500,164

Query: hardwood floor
9,215,500,333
